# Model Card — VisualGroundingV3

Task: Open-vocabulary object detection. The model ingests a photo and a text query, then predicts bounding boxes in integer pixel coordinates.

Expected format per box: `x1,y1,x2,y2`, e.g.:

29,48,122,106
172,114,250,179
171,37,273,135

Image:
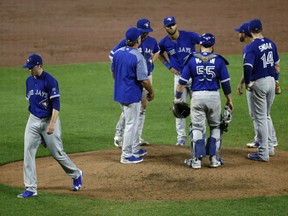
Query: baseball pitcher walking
18,54,83,198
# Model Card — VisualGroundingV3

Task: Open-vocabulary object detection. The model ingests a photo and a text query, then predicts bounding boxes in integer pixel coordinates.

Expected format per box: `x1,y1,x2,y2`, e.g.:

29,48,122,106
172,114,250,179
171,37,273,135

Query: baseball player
176,33,234,169
243,19,280,161
18,54,83,198
111,27,154,164
109,18,160,147
235,22,279,149
158,16,201,146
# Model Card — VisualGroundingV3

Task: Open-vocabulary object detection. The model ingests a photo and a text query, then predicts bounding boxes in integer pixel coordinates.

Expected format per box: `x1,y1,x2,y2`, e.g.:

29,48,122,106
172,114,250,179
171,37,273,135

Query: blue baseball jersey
111,46,148,104
159,30,201,72
243,37,279,82
109,36,159,75
26,71,60,118
180,52,230,91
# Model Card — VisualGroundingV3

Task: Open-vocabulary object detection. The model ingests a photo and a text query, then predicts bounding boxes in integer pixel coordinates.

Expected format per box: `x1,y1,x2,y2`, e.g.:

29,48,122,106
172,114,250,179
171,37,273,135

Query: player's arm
141,79,154,101
237,75,244,96
221,80,234,112
47,108,59,135
158,54,180,75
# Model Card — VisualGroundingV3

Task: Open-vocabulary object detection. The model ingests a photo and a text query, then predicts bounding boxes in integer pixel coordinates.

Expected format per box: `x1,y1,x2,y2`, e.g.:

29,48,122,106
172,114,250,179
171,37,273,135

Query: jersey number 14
261,51,274,68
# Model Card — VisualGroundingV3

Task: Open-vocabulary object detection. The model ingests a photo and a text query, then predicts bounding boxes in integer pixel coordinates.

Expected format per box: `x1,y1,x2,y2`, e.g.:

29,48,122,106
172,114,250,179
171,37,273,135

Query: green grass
0,53,287,215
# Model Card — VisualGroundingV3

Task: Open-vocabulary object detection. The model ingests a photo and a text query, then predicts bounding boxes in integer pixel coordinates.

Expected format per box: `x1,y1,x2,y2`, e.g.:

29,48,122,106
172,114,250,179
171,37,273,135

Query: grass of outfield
0,54,287,215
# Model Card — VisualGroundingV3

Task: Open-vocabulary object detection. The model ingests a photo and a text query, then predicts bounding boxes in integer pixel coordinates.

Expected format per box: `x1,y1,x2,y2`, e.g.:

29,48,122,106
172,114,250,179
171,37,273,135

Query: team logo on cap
144,22,149,28
167,17,173,21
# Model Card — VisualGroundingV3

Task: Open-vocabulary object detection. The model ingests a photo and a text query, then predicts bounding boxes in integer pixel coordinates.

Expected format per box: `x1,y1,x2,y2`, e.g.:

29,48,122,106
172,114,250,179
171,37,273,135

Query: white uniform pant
23,114,81,192
120,102,141,159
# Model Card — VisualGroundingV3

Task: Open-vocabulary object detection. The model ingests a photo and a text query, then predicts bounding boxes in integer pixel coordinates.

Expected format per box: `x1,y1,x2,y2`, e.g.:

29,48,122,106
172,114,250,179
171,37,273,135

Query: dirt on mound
1,145,288,200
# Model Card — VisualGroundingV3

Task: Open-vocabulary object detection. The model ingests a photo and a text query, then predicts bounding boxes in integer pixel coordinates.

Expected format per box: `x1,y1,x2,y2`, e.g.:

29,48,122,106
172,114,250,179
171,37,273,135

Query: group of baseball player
18,16,281,198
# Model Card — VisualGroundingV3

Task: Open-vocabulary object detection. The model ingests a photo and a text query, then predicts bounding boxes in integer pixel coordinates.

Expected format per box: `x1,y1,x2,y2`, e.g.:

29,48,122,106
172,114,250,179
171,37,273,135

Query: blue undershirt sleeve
51,97,60,111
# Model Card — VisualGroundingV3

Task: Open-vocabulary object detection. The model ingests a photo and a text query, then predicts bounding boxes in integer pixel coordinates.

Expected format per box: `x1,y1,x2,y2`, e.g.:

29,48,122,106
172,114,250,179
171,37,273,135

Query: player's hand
47,122,56,135
170,67,181,76
147,92,154,101
237,83,243,95
174,97,183,104
226,101,234,112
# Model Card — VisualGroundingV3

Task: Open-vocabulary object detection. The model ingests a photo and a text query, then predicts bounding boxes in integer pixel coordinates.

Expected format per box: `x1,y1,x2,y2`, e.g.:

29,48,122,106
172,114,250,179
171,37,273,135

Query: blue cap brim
234,28,241,32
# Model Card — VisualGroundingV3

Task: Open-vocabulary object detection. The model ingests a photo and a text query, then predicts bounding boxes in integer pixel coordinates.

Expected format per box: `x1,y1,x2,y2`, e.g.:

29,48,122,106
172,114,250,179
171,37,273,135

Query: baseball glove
172,102,190,118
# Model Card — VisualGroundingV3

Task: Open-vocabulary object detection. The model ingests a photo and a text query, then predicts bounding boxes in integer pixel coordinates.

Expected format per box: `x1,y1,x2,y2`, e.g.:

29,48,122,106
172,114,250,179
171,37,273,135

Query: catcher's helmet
200,33,215,47
172,102,190,118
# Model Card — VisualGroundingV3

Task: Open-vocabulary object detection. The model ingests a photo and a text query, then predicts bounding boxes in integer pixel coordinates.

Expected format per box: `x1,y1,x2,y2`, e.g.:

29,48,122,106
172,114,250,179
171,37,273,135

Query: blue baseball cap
200,33,215,47
235,22,251,35
126,27,141,42
23,54,43,68
163,16,176,27
137,18,153,33
249,19,262,32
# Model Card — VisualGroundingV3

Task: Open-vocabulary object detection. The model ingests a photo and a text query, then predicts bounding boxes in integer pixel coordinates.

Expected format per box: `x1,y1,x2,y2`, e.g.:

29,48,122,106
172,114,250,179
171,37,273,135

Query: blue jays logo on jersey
39,98,49,109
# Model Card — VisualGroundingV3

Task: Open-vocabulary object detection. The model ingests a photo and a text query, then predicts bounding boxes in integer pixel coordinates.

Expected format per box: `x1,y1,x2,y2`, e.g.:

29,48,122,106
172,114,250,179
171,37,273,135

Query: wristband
175,90,183,99
164,61,172,70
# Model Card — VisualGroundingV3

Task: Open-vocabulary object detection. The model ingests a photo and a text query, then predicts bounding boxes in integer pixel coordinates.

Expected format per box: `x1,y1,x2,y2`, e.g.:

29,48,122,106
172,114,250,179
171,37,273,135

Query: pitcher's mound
1,145,288,200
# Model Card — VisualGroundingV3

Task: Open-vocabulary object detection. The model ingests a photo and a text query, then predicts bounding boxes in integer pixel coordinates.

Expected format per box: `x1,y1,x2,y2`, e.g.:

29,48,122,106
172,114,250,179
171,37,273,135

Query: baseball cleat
247,153,268,162
184,158,201,169
209,156,223,168
120,155,143,164
273,142,278,147
133,149,148,158
17,190,37,198
246,141,259,148
176,139,186,146
72,170,83,191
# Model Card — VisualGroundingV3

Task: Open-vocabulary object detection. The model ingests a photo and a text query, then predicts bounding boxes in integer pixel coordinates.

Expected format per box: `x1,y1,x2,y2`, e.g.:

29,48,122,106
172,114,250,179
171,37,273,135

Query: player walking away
176,33,234,169
111,27,154,164
109,18,159,148
158,16,201,146
18,54,83,198
244,19,280,161
235,22,279,149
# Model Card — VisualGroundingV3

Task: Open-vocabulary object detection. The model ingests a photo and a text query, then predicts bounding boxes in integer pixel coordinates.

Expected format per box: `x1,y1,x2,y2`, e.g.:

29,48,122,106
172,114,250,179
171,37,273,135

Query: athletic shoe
139,137,149,146
246,141,259,148
72,170,83,191
209,156,222,168
273,142,278,147
120,155,143,164
133,149,148,158
114,136,123,148
184,158,201,169
247,153,268,162
17,190,37,198
176,139,186,146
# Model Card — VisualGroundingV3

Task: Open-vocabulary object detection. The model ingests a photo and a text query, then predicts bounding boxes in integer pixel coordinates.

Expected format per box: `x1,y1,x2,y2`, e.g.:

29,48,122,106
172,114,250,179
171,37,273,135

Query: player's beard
239,35,245,42
167,29,177,36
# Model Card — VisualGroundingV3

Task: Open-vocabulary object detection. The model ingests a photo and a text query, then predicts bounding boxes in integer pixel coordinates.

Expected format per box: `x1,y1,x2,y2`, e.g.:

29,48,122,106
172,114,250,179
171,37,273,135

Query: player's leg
120,102,144,163
205,92,222,167
248,77,274,161
114,109,125,147
41,117,82,190
174,75,186,145
246,89,259,148
185,94,206,169
18,114,42,198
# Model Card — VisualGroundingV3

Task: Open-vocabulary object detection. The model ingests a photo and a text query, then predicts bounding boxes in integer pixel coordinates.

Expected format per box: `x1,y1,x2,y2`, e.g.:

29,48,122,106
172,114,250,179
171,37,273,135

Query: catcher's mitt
172,102,190,118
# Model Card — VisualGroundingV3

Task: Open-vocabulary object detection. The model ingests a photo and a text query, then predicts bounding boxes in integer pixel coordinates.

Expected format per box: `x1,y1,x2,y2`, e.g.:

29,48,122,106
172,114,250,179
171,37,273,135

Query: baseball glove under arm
172,102,190,118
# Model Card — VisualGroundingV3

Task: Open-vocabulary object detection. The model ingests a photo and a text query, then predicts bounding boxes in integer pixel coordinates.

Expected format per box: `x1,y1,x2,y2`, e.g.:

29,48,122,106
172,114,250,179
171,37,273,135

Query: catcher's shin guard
194,139,206,158
206,137,217,156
